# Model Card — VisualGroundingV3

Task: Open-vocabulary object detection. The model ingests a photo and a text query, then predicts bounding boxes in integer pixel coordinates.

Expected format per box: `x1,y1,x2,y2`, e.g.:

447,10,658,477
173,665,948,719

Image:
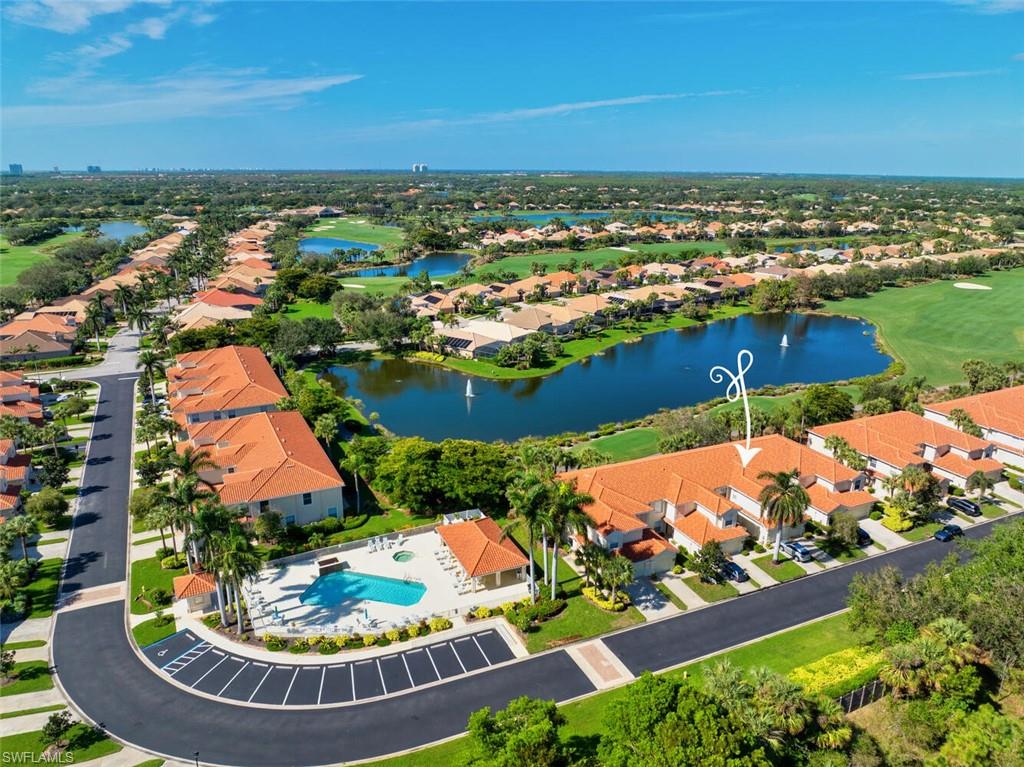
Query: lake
65,220,147,241
470,211,692,226
320,313,888,442
300,237,381,255
346,252,471,278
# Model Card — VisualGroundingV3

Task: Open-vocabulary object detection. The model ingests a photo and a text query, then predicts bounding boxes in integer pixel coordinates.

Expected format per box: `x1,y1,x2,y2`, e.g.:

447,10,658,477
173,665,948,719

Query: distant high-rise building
87,165,102,173
412,163,428,173
8,164,23,176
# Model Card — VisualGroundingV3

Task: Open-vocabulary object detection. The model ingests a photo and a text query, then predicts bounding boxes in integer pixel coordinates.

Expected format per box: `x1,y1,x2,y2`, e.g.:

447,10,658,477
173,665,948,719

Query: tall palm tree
544,480,593,596
125,303,152,334
136,350,166,407
604,554,634,608
500,472,550,603
758,469,811,563
169,444,216,482
211,525,262,634
7,514,39,563
339,449,371,516
965,470,994,501
881,473,903,499
313,413,338,459
112,285,136,317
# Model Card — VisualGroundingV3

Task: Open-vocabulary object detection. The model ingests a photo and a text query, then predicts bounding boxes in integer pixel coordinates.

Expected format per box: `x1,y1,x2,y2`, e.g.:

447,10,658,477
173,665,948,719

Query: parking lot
142,628,516,706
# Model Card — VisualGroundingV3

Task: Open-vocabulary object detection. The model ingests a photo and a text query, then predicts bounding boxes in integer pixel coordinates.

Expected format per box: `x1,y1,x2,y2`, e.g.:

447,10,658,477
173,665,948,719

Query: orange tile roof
620,529,678,563
668,512,748,547
437,518,529,577
173,572,217,599
559,435,864,536
167,345,287,423
192,289,263,308
925,386,1024,440
182,411,343,506
810,411,1001,477
0,314,76,338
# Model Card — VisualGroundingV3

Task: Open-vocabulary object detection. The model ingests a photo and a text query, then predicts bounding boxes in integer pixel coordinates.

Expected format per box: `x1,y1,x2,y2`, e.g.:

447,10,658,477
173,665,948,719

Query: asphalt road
52,371,1014,766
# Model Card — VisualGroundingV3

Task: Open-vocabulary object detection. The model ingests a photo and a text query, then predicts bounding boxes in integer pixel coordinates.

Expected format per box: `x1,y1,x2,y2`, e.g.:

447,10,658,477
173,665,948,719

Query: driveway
859,517,910,551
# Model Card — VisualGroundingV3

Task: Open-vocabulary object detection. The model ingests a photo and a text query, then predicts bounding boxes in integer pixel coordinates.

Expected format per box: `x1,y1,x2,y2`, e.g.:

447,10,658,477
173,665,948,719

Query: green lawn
438,304,752,380
303,217,405,248
337,275,412,296
131,761,166,767
0,640,46,651
709,385,862,416
0,703,66,720
132,534,165,546
0,660,53,696
328,507,436,545
751,554,806,582
362,613,866,767
573,428,661,461
471,250,620,279
653,580,687,611
902,520,945,542
132,616,177,648
682,575,739,603
0,231,84,286
130,556,186,615
0,724,122,763
281,300,334,320
36,537,67,547
26,559,63,619
821,269,1024,385
981,503,1007,519
816,538,867,563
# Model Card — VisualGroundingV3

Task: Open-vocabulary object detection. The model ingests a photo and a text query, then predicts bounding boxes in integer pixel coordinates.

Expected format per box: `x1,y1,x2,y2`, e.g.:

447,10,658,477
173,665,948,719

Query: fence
838,678,887,714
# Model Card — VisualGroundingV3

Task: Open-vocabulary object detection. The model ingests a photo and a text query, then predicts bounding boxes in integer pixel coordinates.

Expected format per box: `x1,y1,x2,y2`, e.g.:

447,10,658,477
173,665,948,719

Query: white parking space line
218,660,248,696
247,666,274,703
449,642,468,673
424,647,441,680
401,653,415,687
350,664,355,701
191,654,229,688
377,659,387,695
317,666,326,705
472,635,491,665
167,644,213,675
282,668,300,705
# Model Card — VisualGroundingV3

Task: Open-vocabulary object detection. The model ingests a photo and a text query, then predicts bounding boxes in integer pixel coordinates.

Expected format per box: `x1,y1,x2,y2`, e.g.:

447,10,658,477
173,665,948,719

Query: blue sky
2,1,1022,176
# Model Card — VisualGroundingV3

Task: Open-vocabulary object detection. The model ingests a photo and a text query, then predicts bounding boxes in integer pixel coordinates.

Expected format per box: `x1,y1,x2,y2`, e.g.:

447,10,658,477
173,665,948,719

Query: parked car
720,561,749,583
934,524,964,542
856,527,873,547
947,497,981,517
781,540,814,562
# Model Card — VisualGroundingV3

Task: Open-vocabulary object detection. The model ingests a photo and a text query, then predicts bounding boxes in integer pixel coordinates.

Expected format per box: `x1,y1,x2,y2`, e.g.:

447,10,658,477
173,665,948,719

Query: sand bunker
953,282,992,290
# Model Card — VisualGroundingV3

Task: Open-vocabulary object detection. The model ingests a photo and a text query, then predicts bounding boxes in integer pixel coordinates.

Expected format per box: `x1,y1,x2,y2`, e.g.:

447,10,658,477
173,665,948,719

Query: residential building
183,410,344,526
0,439,31,516
0,330,74,361
166,345,287,428
559,435,875,575
0,371,44,424
807,411,1003,490
924,386,1024,466
436,516,529,590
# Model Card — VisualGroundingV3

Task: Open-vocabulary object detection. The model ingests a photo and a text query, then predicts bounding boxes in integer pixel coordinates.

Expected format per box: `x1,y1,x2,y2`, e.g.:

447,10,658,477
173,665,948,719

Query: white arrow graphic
710,349,761,468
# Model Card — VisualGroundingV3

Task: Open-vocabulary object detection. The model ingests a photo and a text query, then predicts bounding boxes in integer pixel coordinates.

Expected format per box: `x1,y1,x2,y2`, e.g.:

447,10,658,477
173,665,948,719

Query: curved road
53,373,1012,767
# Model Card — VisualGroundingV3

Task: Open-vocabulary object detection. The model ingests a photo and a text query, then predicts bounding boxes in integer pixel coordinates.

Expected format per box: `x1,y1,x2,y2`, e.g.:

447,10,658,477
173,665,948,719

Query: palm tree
881,473,903,499
949,408,983,438
603,554,634,608
500,472,549,603
0,559,30,614
169,444,216,482
7,514,39,563
211,525,262,634
922,617,978,668
965,470,994,501
313,413,338,459
758,469,810,563
136,350,166,407
339,448,372,516
544,480,593,596
125,303,152,334
269,352,292,378
812,697,853,751
112,285,136,317
577,542,604,588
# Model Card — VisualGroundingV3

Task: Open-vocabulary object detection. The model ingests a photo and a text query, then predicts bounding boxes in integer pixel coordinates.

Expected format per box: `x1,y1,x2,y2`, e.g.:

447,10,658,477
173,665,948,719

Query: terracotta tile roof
183,411,344,506
191,288,264,309
559,435,865,536
620,529,677,563
167,345,287,424
437,518,528,577
0,331,73,356
668,512,748,547
0,314,76,338
173,572,217,599
925,386,1024,440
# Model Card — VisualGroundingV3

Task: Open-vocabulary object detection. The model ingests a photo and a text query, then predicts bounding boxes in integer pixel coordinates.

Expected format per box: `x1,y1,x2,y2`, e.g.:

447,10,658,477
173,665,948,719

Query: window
302,492,312,506
284,515,295,526
259,500,269,514
327,507,338,518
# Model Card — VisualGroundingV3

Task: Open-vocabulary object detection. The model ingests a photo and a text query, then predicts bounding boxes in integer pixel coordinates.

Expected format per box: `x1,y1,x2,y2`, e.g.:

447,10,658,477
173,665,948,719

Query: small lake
65,220,147,242
346,252,471,278
470,211,692,226
300,237,381,255
320,313,888,442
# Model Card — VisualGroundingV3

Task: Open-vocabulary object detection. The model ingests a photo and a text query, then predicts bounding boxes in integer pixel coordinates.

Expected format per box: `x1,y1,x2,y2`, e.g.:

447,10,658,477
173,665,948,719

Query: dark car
781,540,814,563
856,527,873,547
934,524,964,542
720,561,750,583
947,497,982,517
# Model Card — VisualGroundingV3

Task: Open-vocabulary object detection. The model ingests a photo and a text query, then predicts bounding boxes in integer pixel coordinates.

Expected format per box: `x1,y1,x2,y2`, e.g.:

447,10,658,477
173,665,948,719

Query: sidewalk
659,574,709,609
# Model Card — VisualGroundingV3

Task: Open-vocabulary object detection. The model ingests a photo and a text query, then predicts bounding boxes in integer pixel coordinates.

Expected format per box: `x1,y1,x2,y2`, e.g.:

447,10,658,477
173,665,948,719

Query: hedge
789,646,885,697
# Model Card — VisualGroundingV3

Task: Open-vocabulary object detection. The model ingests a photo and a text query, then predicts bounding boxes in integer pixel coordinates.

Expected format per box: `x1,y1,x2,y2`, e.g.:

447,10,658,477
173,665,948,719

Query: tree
0,558,31,615
0,648,15,682
41,710,75,749
691,540,726,583
948,408,984,438
374,438,442,510
543,479,592,595
436,439,512,513
801,384,854,428
313,413,338,458
210,524,262,634
829,511,860,548
254,510,283,544
604,554,634,607
25,487,69,528
136,350,166,407
6,514,39,563
468,696,566,767
966,470,994,501
501,473,550,603
758,469,810,562
932,704,1024,767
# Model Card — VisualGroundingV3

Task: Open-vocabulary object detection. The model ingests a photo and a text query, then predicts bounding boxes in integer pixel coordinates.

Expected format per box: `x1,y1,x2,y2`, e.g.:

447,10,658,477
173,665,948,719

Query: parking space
141,628,515,707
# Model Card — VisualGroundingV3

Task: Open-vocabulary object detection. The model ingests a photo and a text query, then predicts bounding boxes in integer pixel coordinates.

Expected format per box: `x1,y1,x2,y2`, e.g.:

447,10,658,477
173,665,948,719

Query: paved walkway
733,553,780,586
565,639,634,690
625,578,681,619
659,574,709,609
860,517,911,551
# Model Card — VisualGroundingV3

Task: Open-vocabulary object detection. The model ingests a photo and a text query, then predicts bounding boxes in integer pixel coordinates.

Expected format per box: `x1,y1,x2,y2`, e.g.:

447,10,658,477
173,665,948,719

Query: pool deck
249,529,530,635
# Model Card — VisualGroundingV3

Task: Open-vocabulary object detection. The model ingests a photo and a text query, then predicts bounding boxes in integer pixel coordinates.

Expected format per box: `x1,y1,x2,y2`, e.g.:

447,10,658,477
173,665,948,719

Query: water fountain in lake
465,379,475,398
780,333,789,348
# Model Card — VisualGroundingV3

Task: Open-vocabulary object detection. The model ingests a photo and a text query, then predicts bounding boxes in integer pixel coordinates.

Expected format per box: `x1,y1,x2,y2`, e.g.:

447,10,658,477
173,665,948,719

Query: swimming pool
300,569,426,607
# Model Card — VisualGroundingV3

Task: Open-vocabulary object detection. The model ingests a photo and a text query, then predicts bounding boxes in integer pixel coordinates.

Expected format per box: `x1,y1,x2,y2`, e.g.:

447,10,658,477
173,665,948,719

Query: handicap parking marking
162,641,212,674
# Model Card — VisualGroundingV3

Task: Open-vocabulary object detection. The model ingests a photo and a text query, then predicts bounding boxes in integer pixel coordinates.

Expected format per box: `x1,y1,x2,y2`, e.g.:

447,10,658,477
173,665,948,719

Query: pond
65,220,147,242
346,252,471,278
320,313,888,442
470,211,692,226
300,236,381,255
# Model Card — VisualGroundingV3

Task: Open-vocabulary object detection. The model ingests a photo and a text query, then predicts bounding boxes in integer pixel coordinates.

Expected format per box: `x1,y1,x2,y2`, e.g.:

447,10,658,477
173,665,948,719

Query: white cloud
5,71,363,127
949,0,1024,13
1013,52,1024,60
898,69,1004,80
3,0,168,34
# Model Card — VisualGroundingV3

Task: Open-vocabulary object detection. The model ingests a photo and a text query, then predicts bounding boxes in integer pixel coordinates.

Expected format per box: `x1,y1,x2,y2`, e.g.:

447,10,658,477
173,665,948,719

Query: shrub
512,612,531,633
149,587,171,606
385,628,402,643
363,634,378,647
160,553,186,570
869,510,883,521
672,564,683,575
789,646,885,696
1008,475,1023,491
154,547,174,560
753,543,766,554
407,624,421,638
429,617,452,632
318,638,339,655
474,606,492,620
376,636,391,647
582,586,627,612
289,637,310,654
882,515,913,532
202,614,222,629
263,635,288,651
949,486,965,497
500,601,517,616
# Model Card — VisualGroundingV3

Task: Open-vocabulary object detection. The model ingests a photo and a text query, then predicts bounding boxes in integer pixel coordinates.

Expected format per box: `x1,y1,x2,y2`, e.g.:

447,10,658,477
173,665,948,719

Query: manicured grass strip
129,556,186,615
981,503,1007,518
0,724,121,762
0,640,45,651
0,660,54,696
816,540,867,563
132,760,166,767
132,535,165,546
26,559,63,619
132,616,177,648
654,581,687,611
132,515,155,534
0,703,66,720
901,521,944,542
750,554,805,582
36,537,67,546
303,217,405,247
682,575,738,603
575,428,661,462
361,613,866,767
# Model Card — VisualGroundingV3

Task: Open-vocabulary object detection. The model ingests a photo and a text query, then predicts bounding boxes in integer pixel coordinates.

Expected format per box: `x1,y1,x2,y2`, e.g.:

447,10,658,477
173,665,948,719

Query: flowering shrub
790,646,885,696
474,606,492,620
582,586,628,612
385,628,402,643
363,633,378,647
429,616,453,632
407,624,421,638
